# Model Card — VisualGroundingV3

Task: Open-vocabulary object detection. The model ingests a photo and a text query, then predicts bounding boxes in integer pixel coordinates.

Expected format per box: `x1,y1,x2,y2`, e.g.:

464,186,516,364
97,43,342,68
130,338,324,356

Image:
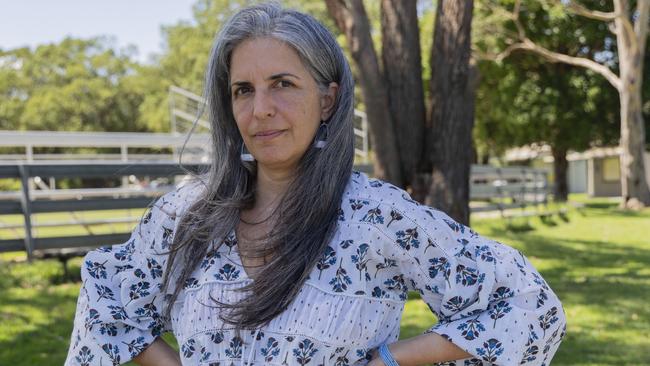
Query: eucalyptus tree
474,0,621,201
478,0,650,208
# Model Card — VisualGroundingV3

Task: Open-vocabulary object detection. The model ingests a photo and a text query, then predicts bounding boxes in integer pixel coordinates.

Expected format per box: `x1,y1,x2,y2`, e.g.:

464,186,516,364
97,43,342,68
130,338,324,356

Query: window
602,157,620,182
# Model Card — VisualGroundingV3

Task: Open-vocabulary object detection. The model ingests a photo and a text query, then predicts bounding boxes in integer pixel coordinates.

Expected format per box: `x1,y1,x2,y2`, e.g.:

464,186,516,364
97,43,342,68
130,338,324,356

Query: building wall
512,149,649,197
589,157,622,197
568,160,587,193
645,152,650,189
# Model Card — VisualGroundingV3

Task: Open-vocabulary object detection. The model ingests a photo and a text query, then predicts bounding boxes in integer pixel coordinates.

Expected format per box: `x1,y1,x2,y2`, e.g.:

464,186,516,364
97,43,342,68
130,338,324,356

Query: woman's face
229,37,338,175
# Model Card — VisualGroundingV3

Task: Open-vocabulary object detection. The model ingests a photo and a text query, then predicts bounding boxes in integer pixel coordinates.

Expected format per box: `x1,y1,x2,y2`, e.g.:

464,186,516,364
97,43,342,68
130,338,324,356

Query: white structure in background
0,130,211,163
0,129,212,190
505,144,650,197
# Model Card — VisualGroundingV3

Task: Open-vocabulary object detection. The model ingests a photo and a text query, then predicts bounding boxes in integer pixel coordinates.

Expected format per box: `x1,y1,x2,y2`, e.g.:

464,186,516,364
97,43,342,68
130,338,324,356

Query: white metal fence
0,162,549,259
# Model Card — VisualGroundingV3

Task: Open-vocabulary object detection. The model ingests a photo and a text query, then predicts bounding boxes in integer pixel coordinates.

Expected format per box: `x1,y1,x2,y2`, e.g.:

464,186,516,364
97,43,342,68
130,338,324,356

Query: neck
254,165,294,209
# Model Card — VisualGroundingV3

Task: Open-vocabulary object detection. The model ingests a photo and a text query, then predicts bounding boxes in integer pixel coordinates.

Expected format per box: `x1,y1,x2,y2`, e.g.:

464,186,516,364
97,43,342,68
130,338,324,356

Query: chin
255,154,301,172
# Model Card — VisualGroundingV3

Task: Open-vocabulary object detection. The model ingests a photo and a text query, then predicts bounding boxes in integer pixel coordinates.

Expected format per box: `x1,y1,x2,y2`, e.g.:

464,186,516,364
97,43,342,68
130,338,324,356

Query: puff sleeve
64,185,192,365
387,200,567,365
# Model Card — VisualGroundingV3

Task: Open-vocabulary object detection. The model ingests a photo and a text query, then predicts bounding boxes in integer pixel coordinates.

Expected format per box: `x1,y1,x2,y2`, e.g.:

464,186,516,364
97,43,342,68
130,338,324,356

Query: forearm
371,332,474,366
133,337,182,366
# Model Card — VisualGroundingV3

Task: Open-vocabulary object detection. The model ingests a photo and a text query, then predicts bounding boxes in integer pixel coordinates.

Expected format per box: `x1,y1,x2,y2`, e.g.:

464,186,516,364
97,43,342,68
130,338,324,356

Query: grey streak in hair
160,2,355,331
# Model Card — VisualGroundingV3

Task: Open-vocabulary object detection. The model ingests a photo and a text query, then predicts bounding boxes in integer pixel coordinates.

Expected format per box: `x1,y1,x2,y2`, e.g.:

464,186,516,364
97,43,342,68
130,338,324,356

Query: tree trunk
480,152,490,165
325,0,404,186
426,0,475,225
551,145,569,202
618,76,650,207
614,0,650,208
380,0,426,188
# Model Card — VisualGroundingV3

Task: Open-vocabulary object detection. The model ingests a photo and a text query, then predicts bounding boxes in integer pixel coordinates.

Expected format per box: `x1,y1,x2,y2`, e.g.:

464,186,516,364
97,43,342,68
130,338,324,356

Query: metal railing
469,165,550,216
0,161,374,259
0,160,549,259
0,130,211,163
0,161,206,259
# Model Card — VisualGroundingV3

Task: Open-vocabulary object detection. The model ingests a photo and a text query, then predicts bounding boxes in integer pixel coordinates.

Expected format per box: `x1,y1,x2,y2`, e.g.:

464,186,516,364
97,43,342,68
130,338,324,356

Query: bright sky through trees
0,0,195,63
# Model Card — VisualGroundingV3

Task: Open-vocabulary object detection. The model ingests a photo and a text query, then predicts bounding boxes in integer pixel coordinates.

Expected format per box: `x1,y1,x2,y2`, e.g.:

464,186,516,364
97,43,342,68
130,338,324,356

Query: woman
65,3,566,366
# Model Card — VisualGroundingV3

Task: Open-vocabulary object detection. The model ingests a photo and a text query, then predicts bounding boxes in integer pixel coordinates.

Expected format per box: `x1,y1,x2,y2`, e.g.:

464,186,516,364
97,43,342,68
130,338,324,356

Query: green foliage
473,0,624,159
418,1,436,100
0,179,20,191
0,37,153,132
1,0,640,154
0,0,345,135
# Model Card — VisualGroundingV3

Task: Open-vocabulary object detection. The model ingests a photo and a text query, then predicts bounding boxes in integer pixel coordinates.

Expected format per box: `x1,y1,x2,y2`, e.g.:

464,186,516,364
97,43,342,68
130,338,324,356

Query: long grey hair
160,2,355,330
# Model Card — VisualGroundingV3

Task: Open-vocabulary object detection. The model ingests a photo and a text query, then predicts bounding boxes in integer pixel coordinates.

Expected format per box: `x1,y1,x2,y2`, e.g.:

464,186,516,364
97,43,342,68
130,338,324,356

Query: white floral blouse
65,171,566,366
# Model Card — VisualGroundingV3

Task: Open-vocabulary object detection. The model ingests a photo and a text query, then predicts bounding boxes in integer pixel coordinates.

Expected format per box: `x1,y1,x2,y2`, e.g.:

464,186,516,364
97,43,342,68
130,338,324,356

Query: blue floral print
316,246,337,280
65,172,566,365
261,337,281,362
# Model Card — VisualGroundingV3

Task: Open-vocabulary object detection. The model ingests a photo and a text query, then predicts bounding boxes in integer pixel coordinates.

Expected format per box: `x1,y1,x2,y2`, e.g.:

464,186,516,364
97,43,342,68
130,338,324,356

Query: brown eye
276,80,293,88
234,86,252,97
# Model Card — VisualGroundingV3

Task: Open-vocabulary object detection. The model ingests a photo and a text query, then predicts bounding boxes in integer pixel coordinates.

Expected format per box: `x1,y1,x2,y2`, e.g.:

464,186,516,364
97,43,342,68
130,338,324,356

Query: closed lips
255,130,285,136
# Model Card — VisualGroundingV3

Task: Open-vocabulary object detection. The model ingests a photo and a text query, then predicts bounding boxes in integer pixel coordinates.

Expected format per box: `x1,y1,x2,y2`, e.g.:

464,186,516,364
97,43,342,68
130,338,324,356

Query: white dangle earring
314,121,328,148
240,142,255,162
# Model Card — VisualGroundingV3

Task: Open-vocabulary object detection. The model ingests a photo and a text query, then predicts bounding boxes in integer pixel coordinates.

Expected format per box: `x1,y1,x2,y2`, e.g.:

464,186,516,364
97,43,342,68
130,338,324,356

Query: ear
320,82,339,121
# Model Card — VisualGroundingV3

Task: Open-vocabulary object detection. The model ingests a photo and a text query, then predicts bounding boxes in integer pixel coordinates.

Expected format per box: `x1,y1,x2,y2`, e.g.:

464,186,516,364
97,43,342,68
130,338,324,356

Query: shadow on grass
0,260,81,291
610,209,650,217
557,212,570,222
0,286,79,365
504,220,535,232
539,215,559,226
583,202,618,209
0,257,85,365
53,261,82,284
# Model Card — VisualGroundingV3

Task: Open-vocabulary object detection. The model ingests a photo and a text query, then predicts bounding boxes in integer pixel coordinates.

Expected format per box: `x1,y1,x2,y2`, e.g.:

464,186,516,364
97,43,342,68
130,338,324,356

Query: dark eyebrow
230,80,249,89
267,72,300,81
230,72,301,88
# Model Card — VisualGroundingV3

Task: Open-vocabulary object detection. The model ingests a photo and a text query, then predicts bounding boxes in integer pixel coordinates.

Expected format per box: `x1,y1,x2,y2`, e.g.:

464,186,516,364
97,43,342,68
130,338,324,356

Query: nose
252,89,276,120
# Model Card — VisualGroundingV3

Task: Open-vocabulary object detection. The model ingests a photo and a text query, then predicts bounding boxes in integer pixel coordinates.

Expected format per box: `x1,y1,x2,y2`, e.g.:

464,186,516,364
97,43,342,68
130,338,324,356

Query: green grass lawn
1,197,648,365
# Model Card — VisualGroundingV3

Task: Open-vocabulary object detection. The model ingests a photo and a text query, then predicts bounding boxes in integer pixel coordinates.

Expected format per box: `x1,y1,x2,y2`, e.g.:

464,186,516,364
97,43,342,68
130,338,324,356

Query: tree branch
512,0,527,39
634,0,650,57
612,0,639,55
505,38,622,90
562,0,618,22
324,0,349,35
474,41,520,63
488,0,622,91
549,0,639,58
